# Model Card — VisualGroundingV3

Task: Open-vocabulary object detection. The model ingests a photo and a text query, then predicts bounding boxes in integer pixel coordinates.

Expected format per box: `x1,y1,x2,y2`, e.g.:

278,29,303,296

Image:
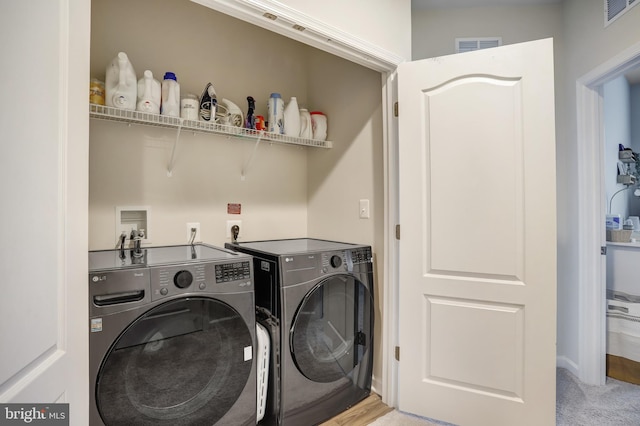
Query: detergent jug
267,93,284,134
161,72,180,117
283,97,300,137
310,111,327,141
136,70,161,114
299,108,312,139
105,52,137,110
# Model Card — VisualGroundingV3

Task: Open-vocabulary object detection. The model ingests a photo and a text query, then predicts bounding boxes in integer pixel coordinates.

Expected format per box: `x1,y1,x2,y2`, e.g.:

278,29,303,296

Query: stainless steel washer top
227,238,365,256
89,243,244,272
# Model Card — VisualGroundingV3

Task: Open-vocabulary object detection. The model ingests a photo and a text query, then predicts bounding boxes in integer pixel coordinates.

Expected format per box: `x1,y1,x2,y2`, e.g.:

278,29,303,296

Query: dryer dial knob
174,270,193,289
330,255,342,268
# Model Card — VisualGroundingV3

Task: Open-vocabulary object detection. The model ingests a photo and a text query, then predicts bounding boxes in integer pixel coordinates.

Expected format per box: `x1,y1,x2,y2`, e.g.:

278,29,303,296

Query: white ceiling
412,0,562,9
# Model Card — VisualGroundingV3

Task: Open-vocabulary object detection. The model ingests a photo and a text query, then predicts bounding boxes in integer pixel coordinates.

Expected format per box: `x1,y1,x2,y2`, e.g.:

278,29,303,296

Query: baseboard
371,374,382,396
557,355,579,377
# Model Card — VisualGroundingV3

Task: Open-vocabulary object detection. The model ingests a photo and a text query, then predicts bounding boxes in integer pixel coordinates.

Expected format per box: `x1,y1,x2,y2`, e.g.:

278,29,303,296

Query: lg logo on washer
92,272,144,282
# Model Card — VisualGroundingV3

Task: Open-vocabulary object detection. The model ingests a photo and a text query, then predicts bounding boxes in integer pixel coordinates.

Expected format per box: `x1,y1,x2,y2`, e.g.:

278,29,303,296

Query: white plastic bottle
180,93,199,120
267,93,284,134
105,52,137,110
310,111,327,141
299,108,312,139
283,97,301,137
136,70,161,114
161,72,180,117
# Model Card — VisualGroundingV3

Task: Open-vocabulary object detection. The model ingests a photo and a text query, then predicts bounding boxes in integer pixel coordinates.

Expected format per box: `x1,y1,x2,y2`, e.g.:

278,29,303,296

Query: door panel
398,39,556,426
0,0,89,420
427,297,524,398
427,77,524,278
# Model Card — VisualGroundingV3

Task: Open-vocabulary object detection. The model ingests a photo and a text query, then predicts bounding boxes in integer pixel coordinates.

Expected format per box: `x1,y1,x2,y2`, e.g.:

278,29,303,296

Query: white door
0,0,89,422
397,39,557,426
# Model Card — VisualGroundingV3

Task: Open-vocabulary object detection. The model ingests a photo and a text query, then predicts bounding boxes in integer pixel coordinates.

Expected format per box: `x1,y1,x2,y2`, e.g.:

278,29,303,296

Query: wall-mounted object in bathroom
617,150,639,184
115,206,150,246
617,175,636,185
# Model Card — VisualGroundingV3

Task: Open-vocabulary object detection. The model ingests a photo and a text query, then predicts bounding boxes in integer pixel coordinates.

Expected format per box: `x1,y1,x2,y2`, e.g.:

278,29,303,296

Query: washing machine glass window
96,297,252,426
290,274,373,383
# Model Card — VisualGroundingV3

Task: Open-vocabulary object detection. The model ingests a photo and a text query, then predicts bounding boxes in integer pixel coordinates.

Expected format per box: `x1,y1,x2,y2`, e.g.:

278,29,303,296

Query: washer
89,244,256,426
226,238,374,425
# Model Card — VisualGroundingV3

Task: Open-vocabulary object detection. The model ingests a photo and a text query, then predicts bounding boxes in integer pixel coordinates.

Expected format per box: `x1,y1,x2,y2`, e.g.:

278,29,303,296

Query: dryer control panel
321,248,373,274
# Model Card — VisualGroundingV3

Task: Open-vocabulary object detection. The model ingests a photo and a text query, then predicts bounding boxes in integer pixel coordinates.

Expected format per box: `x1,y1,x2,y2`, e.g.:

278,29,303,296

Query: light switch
359,199,370,219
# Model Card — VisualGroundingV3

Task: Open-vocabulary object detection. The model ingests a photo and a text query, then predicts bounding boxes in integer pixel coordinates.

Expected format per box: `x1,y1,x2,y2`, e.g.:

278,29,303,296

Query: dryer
89,244,256,426
226,238,374,425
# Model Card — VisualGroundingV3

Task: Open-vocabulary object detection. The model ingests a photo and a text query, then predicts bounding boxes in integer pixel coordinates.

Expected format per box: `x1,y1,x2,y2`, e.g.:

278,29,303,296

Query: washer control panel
150,260,252,301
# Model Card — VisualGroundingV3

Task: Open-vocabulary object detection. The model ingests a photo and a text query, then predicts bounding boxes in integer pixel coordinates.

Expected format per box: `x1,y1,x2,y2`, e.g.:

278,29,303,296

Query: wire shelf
89,104,332,149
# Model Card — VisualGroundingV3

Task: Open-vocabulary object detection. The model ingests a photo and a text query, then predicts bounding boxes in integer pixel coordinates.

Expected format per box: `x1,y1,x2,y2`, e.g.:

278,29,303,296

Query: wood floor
319,393,394,426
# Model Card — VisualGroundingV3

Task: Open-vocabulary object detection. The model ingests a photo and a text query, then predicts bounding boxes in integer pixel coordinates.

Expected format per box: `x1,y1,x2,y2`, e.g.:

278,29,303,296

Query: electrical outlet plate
359,199,370,219
187,222,201,243
226,220,242,239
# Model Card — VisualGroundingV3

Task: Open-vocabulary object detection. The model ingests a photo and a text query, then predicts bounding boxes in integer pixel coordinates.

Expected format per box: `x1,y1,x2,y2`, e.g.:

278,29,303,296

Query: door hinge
395,224,400,240
601,246,607,255
395,346,400,361
393,101,399,117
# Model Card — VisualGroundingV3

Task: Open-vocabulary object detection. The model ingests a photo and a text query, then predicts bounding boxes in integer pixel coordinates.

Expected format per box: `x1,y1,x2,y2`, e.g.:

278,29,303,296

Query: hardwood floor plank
320,393,394,426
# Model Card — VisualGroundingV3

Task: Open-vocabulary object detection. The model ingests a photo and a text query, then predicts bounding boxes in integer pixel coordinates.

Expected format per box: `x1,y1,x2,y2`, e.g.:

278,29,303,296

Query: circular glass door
96,297,252,425
290,275,373,383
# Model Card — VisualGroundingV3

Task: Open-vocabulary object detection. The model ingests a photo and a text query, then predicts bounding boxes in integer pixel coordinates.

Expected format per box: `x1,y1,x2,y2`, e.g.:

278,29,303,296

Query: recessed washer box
116,206,151,244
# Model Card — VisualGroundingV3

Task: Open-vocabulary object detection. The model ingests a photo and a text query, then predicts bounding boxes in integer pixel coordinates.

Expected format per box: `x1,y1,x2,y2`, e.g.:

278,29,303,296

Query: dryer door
96,297,253,425
290,274,373,384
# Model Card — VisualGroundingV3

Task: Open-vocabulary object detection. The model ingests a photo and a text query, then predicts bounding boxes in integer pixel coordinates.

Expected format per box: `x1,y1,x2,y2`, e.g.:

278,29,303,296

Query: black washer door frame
289,274,373,384
96,296,253,426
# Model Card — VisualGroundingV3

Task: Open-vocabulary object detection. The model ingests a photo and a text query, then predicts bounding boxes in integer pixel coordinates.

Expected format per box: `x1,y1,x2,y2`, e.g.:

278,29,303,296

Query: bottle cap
270,93,282,98
164,72,177,81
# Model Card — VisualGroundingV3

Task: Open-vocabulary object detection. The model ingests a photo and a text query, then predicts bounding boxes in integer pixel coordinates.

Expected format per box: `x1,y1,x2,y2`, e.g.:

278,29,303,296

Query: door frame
576,40,640,386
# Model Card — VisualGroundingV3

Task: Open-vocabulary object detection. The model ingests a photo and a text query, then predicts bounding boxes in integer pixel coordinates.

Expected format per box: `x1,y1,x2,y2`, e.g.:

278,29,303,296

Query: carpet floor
369,368,640,425
556,367,640,425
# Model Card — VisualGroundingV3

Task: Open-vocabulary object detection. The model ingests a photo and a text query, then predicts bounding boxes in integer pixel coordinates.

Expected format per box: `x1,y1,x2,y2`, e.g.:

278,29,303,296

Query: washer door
96,297,252,425
290,274,373,383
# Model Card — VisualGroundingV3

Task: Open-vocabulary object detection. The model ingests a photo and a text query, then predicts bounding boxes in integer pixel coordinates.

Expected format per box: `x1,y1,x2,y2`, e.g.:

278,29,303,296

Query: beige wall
90,0,381,249
90,0,312,249
411,3,564,59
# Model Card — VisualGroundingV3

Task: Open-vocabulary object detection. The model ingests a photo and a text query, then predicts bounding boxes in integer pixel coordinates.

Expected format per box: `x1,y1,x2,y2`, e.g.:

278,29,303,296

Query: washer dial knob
174,270,193,289
330,255,342,268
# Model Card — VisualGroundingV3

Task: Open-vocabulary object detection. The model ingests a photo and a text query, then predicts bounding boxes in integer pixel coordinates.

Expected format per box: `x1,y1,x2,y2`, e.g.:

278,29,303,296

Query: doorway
577,40,640,386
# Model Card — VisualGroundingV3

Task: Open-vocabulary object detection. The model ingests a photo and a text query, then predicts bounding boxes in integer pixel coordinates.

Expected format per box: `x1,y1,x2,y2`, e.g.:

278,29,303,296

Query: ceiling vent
455,37,502,54
605,0,638,26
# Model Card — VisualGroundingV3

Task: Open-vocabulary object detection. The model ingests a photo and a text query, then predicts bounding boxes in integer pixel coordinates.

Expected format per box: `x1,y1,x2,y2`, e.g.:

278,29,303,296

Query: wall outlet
226,220,242,239
187,222,201,243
